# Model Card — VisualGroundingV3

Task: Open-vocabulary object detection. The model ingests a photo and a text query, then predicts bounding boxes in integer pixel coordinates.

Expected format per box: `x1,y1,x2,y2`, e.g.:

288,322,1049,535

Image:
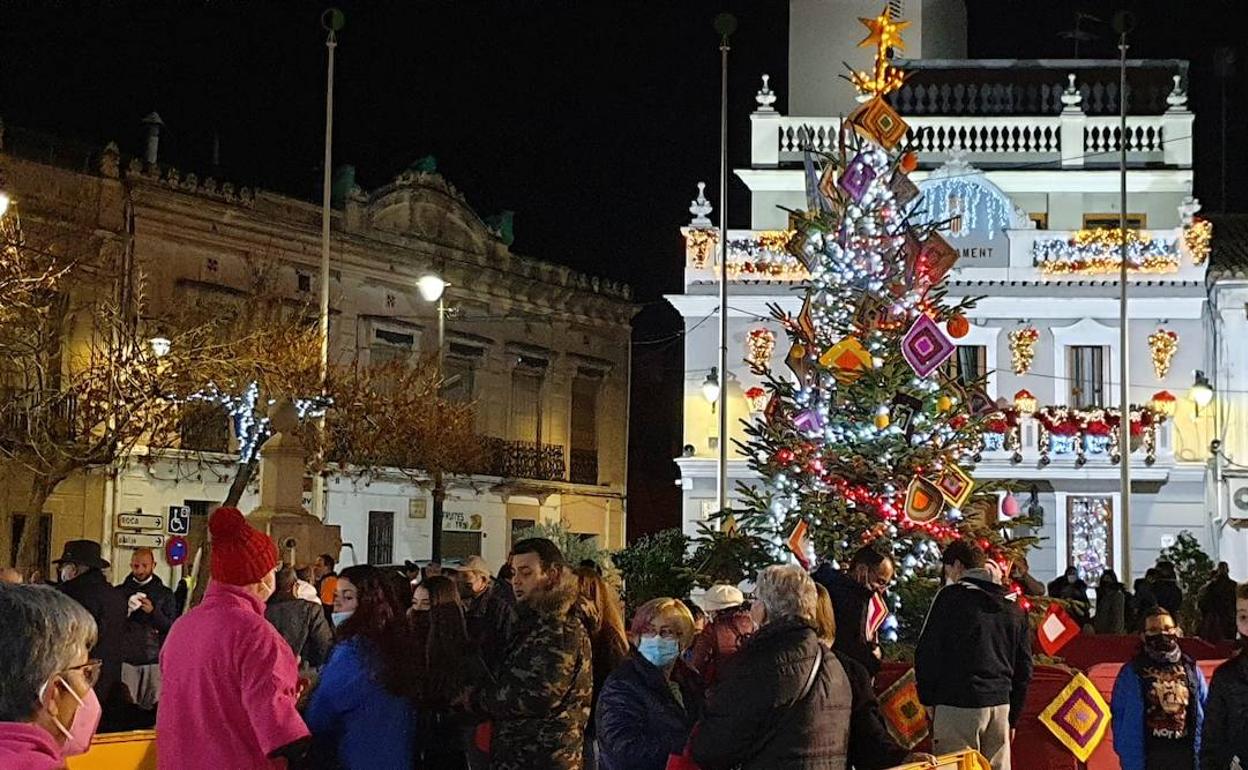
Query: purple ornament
793,409,826,433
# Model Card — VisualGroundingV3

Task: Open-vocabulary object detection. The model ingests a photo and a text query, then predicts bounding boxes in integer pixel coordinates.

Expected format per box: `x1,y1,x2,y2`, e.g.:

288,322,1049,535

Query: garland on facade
1032,228,1179,275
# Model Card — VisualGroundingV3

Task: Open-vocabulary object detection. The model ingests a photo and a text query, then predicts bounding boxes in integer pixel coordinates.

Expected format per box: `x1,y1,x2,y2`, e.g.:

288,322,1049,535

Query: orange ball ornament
899,151,919,174
946,314,970,339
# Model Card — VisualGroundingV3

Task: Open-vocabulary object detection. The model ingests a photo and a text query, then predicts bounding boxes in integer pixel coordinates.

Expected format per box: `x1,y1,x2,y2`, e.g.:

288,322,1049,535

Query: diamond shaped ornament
838,153,877,202
888,171,920,208
849,97,910,149
935,464,974,507
819,336,873,384
901,314,955,379
904,477,944,523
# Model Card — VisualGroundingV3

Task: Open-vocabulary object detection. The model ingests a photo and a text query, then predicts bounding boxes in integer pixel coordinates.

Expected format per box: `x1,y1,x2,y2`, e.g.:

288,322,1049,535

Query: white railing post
751,74,782,167
1059,74,1086,168
1162,75,1193,168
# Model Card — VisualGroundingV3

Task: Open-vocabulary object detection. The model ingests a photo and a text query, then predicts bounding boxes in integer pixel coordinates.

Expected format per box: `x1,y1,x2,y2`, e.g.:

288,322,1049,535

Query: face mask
638,636,681,668
40,676,101,756
1144,632,1180,660
59,565,76,583
331,610,354,628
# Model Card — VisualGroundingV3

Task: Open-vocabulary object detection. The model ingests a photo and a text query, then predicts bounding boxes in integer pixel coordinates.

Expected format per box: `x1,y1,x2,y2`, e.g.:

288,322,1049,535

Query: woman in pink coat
0,584,103,770
158,508,310,769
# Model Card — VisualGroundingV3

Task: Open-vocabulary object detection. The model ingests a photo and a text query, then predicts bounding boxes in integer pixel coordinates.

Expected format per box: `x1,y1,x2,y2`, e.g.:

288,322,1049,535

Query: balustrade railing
569,447,600,485
480,437,567,482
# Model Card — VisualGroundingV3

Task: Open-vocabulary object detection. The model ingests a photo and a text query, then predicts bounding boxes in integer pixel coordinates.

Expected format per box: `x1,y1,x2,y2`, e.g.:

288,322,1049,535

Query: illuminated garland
727,230,808,280
746,328,776,371
1007,326,1039,374
183,381,329,464
684,229,717,269
1033,228,1179,275
1182,217,1212,265
1147,328,1179,380
916,176,1012,240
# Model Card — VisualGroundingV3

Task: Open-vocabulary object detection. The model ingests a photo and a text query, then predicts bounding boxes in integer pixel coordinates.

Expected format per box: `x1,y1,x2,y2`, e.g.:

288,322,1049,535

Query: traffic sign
114,532,165,549
117,513,163,531
168,505,191,536
166,536,189,566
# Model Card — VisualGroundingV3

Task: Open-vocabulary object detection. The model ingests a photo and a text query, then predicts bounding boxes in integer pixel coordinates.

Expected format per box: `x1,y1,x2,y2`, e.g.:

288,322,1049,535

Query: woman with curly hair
304,565,418,769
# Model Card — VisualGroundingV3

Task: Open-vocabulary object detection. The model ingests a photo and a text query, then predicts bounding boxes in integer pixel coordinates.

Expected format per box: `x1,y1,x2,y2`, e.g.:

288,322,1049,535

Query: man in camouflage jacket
477,538,592,770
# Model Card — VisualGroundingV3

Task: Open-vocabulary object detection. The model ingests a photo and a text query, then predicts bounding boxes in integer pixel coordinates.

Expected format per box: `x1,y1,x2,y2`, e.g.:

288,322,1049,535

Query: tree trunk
188,458,257,610
14,475,59,572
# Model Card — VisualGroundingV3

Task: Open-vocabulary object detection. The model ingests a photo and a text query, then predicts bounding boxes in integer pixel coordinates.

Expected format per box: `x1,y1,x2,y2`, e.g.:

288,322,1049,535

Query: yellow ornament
937,395,953,412
874,405,890,430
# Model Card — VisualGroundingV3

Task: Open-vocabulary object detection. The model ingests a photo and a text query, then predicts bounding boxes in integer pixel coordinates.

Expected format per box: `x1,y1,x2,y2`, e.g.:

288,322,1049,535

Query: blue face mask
331,610,354,628
638,635,681,668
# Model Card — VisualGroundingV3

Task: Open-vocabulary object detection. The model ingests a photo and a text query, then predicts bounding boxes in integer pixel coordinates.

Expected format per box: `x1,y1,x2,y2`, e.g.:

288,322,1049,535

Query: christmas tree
731,8,1038,579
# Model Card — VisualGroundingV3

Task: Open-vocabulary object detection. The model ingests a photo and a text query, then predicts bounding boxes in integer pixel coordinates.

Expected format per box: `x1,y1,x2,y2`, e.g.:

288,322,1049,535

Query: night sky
2,0,1246,537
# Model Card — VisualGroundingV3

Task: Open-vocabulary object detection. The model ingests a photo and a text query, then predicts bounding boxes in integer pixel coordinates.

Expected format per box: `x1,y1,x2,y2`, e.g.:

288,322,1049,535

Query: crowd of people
0,507,1246,770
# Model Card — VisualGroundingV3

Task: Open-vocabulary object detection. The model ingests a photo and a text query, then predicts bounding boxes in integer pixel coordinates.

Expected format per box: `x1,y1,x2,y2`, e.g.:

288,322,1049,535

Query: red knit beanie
209,507,277,586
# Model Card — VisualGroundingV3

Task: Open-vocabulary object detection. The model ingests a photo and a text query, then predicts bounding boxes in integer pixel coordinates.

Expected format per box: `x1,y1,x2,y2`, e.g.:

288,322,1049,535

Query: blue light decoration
912,158,1024,240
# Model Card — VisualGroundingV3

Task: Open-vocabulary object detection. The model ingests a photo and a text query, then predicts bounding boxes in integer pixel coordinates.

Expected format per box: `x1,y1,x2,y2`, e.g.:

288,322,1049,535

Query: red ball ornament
900,151,919,174
946,314,970,339
776,448,795,465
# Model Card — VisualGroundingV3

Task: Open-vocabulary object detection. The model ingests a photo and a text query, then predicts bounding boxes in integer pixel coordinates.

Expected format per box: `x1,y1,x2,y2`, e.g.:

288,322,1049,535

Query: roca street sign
116,513,164,531
114,532,165,549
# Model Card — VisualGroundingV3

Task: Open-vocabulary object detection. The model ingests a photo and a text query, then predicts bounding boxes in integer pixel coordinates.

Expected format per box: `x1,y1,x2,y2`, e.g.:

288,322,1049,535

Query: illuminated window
1082,213,1146,230
1067,496,1113,582
1068,346,1105,408
1028,212,1048,230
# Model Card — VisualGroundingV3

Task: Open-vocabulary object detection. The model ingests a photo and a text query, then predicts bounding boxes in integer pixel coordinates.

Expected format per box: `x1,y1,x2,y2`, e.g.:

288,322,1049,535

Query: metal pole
314,17,338,521
1117,31,1133,581
431,295,445,562
715,14,735,517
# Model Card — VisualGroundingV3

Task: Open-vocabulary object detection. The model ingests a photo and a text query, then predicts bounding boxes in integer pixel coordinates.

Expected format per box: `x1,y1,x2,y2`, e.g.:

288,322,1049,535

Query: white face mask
331,610,354,627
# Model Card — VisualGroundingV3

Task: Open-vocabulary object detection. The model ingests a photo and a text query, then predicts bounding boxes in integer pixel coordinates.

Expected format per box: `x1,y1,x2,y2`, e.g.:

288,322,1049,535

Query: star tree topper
849,5,910,97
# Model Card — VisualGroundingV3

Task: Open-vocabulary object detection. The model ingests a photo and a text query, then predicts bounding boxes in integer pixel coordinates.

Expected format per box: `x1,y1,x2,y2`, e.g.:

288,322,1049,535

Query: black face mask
1144,632,1180,660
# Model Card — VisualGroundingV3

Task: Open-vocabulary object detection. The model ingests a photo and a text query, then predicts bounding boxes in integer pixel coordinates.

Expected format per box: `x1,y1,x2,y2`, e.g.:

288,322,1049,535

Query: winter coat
477,567,593,770
304,636,415,770
59,568,127,707
1200,652,1248,770
1197,576,1238,643
1111,651,1207,770
464,578,516,667
812,564,883,676
118,574,178,665
597,655,704,770
1155,579,1184,617
157,581,309,770
0,722,63,770
1048,576,1092,624
915,569,1034,726
691,619,909,770
266,593,334,670
1094,584,1128,635
689,607,755,685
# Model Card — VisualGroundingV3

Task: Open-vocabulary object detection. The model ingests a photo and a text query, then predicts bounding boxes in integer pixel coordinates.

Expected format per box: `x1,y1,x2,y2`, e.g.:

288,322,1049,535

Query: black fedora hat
52,540,110,570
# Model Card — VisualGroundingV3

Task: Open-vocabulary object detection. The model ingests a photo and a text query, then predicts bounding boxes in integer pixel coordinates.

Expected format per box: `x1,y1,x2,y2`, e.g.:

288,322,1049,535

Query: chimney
141,112,164,165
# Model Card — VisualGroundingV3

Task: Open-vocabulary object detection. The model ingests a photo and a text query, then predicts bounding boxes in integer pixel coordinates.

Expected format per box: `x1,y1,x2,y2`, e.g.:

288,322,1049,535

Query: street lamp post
713,12,736,519
314,8,344,522
1114,10,1135,580
417,274,448,562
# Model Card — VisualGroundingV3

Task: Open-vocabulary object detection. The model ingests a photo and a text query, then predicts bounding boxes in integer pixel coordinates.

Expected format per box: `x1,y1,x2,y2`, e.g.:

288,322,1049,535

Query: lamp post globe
417,274,447,303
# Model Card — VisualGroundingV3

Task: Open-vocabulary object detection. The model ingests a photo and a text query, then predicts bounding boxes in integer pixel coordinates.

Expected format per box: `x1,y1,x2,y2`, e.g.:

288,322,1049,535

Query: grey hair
755,564,818,625
0,585,97,721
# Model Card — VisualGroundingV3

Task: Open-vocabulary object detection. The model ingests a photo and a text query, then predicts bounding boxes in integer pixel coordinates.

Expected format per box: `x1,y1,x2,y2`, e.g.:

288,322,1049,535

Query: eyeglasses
643,628,681,640
62,659,103,689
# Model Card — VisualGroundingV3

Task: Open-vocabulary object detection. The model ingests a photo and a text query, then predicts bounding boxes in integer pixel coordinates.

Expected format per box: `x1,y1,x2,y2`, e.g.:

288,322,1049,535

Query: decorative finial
1166,75,1189,111
689,182,713,227
755,74,777,112
1060,74,1083,111
1178,194,1201,226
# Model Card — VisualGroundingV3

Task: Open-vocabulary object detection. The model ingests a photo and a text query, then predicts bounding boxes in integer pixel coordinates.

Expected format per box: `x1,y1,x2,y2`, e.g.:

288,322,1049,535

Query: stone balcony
750,67,1192,170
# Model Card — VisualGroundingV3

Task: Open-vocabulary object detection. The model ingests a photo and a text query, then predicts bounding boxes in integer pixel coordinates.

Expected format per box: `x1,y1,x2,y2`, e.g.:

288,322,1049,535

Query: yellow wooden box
65,730,157,770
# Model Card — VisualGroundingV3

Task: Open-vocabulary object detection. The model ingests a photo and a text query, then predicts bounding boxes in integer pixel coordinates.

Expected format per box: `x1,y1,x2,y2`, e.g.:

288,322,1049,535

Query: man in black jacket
693,564,929,770
117,547,178,710
1153,561,1184,617
916,542,1032,770
264,566,333,671
812,546,894,678
55,539,128,728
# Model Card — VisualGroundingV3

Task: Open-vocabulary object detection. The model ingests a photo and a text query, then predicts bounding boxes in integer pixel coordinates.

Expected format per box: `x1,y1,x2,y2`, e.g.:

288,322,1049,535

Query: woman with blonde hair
597,598,705,770
814,582,837,647
575,566,629,768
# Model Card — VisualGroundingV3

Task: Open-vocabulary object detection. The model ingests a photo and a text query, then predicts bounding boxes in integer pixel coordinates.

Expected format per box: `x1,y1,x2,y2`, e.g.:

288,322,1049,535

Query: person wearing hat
157,508,309,770
457,554,516,666
689,583,756,686
55,539,127,724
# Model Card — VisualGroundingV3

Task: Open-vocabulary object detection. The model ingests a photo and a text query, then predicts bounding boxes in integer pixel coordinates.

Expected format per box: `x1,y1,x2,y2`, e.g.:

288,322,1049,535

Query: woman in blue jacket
596,597,704,770
304,565,418,769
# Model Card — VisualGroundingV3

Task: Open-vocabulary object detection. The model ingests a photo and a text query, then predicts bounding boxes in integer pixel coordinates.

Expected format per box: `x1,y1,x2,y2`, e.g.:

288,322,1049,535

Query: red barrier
1057,633,1233,673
